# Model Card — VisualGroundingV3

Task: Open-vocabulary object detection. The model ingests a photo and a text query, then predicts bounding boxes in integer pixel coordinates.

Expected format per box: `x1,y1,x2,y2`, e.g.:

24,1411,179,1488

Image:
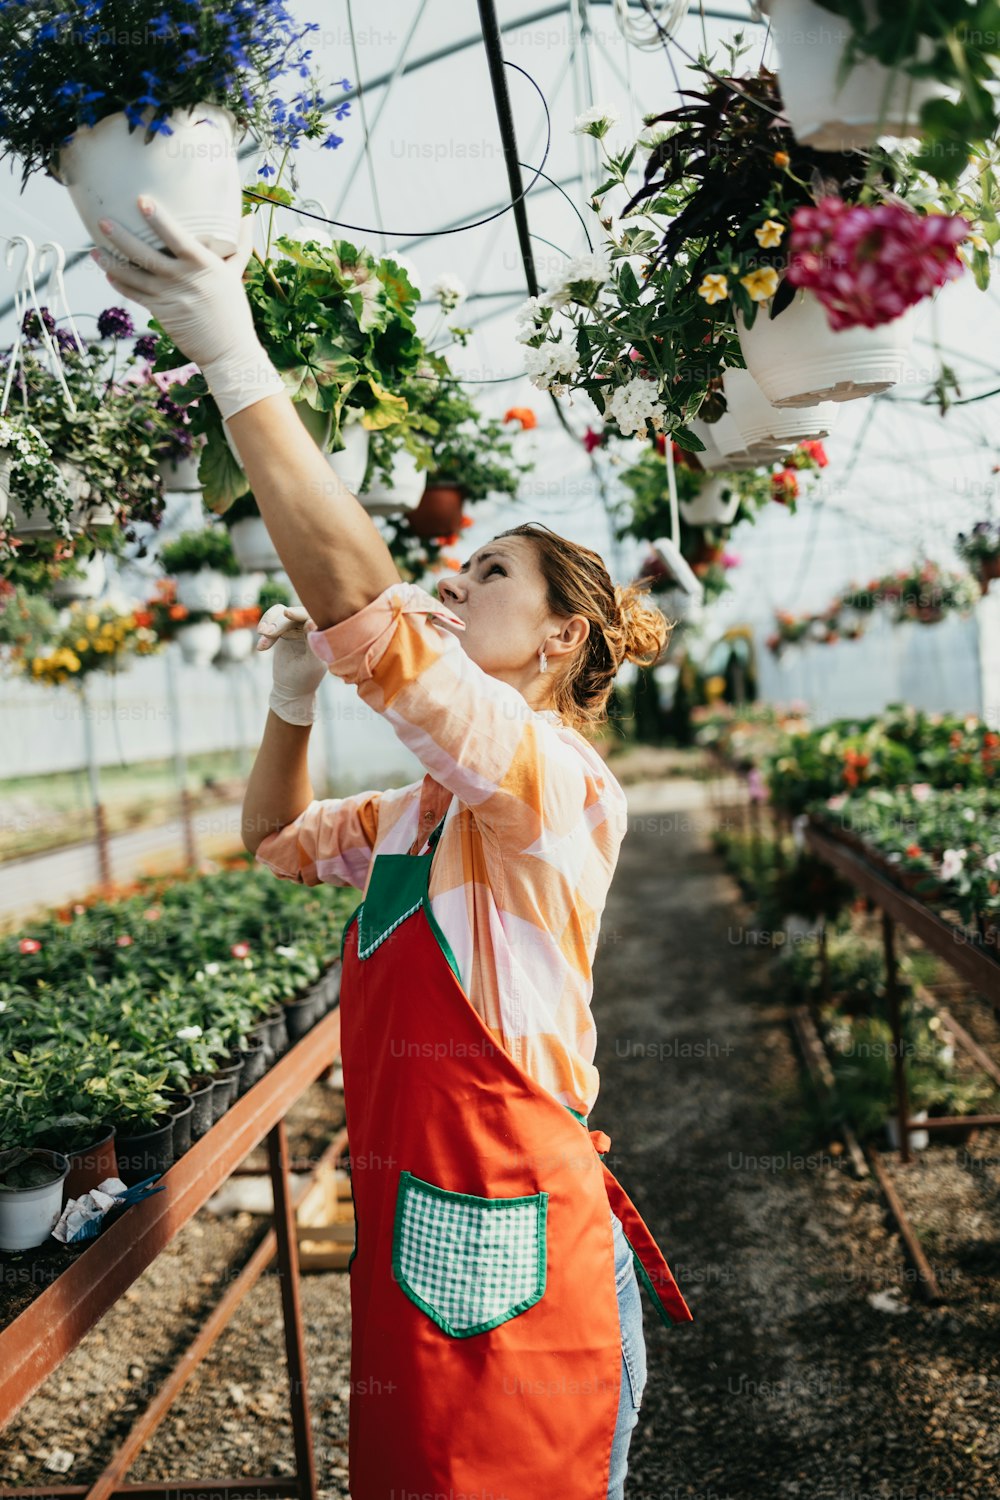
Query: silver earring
538,648,548,674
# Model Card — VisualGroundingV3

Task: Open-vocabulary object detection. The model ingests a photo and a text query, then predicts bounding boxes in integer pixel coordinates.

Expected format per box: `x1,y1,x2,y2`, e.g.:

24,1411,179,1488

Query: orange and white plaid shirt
253,580,629,1119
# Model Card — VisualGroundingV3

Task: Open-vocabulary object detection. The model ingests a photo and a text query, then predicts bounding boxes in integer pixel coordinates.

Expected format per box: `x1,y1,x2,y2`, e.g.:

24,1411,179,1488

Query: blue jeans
608,1209,647,1499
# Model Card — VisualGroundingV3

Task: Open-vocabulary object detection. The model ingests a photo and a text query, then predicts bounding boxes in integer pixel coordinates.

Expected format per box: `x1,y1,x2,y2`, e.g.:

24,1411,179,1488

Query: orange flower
443,557,462,570
773,150,790,168
460,514,475,528
905,844,923,859
504,407,537,430
133,610,154,628
168,604,189,621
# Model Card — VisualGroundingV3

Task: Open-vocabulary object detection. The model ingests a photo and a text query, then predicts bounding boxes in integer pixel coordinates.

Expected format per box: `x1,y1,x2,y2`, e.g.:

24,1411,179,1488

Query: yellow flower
697,273,729,305
754,219,784,249
740,266,780,302
84,613,99,632
967,232,988,252
773,150,790,169
74,637,89,651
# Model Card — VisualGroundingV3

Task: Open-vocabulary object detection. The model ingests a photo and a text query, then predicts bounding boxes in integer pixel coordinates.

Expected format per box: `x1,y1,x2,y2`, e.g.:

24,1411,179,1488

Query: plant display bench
0,997,343,1500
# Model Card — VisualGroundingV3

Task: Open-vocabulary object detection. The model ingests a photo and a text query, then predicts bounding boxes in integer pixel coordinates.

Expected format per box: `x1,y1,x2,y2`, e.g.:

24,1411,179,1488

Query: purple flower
134,333,159,360
21,306,55,340
98,307,135,340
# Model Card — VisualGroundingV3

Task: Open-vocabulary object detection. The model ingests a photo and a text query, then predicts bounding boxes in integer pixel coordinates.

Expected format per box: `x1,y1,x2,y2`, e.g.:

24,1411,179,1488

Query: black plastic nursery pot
208,1069,238,1123
165,1094,195,1157
263,1006,289,1060
114,1114,175,1188
185,1075,217,1142
283,989,323,1043
237,1034,268,1095
0,1148,71,1253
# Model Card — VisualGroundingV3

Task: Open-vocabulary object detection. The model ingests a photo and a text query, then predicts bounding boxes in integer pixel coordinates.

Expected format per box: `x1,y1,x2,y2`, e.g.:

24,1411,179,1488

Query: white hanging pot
161,450,203,493
53,103,243,263
737,291,918,407
722,368,837,447
757,0,954,152
51,551,107,602
326,424,371,496
4,462,114,535
174,567,230,613
216,627,256,663
679,477,742,528
175,619,223,667
687,413,751,469
227,571,266,609
0,1148,70,1252
885,1109,929,1152
229,516,281,572
358,449,427,516
0,450,11,524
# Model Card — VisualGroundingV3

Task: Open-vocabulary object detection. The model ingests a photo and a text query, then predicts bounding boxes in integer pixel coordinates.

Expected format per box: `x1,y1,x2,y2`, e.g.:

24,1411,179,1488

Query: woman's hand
257,604,328,727
90,197,285,421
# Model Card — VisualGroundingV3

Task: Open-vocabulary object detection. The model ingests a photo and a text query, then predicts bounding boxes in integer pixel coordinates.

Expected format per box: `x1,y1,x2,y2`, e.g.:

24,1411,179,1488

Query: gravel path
1,756,997,1499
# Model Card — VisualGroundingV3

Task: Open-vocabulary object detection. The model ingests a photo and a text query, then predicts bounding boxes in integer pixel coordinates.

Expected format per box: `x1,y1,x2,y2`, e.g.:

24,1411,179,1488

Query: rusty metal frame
0,995,344,1500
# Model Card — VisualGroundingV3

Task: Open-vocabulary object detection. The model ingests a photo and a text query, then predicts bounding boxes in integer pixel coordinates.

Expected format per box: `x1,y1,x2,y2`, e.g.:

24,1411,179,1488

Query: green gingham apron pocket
391,1170,548,1338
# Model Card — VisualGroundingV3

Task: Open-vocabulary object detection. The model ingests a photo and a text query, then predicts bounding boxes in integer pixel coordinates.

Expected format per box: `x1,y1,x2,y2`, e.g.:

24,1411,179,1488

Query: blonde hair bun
613,581,670,666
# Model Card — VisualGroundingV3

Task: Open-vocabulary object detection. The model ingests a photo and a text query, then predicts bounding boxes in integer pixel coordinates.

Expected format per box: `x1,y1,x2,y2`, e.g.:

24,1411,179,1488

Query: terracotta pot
978,556,1000,595
61,1124,118,1202
407,482,466,540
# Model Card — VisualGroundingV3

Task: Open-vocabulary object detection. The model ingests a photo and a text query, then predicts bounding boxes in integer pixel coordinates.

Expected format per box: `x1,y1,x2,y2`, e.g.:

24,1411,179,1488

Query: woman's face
435,534,589,706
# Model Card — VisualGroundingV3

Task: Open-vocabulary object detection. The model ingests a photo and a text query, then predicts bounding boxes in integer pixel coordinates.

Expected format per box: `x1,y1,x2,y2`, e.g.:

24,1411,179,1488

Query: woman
94,200,693,1500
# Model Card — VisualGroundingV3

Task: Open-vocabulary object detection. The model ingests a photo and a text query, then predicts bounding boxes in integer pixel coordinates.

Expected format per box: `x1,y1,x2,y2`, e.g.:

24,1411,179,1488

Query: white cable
612,0,688,49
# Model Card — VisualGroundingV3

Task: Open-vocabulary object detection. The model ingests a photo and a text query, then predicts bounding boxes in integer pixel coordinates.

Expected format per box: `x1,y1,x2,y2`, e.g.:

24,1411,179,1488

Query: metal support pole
164,645,198,869
476,0,540,298
78,676,112,889
882,911,912,1165
267,1119,318,1500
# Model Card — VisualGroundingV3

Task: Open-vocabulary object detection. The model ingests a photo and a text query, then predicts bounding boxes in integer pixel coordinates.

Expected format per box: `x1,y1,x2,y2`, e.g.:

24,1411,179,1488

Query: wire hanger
1,235,77,418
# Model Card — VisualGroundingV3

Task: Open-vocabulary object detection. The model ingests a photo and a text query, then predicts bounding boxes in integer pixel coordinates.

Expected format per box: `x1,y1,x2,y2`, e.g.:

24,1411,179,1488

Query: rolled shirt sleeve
307,582,614,855
254,789,382,889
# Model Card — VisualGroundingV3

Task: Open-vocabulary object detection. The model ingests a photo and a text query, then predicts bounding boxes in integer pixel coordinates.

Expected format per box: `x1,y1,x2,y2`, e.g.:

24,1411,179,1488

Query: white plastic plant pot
723,368,837,446
0,1148,70,1252
228,517,281,573
737,292,918,408
176,619,224,667
688,411,752,470
174,567,231,613
216,627,256,663
4,462,113,535
757,0,954,152
885,1109,929,1152
161,451,203,493
53,103,243,263
51,551,107,602
358,449,427,516
679,476,742,528
227,571,266,609
326,423,371,497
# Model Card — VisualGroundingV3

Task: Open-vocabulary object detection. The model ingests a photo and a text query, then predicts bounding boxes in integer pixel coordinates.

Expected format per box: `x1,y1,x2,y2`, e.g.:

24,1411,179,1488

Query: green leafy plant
159,527,240,577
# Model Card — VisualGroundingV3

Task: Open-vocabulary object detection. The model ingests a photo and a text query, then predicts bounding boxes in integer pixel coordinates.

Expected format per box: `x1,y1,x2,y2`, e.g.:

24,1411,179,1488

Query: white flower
430,272,466,312
176,1025,203,1041
605,377,665,437
939,848,966,881
962,806,975,822
572,104,619,138
985,850,1000,874
0,1000,6,1013
514,295,547,344
540,251,612,310
275,945,299,959
523,341,581,395
204,961,221,976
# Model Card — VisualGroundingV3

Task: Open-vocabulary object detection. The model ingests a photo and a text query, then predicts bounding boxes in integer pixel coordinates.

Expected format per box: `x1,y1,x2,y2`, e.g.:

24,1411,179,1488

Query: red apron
338,813,693,1499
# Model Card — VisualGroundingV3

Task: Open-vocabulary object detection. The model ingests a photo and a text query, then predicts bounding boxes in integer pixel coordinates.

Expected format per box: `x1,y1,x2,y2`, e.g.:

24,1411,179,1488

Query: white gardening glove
256,605,328,726
90,196,286,422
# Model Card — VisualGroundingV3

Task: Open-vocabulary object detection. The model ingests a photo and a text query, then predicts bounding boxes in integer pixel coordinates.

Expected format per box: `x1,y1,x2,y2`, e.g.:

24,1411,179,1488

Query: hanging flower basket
688,412,751,470
175,619,223,667
227,572,266,610
721,369,838,450
53,104,243,263
408,482,466,540
161,448,204,494
756,0,953,152
678,477,742,528
737,290,918,408
51,550,107,602
359,449,427,516
325,422,371,498
0,1147,70,1252
229,517,281,573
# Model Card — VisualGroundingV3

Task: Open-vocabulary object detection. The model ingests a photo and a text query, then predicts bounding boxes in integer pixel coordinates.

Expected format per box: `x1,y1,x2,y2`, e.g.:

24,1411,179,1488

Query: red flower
459,514,475,528
582,427,605,453
18,937,41,954
798,440,828,468
771,469,799,503
231,941,250,959
905,844,923,859
116,934,133,947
